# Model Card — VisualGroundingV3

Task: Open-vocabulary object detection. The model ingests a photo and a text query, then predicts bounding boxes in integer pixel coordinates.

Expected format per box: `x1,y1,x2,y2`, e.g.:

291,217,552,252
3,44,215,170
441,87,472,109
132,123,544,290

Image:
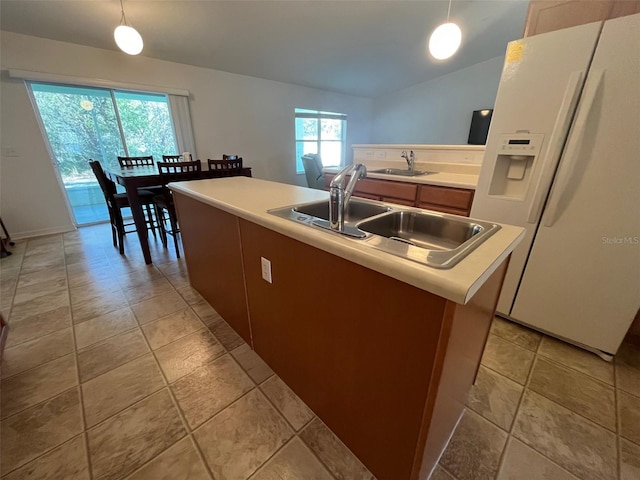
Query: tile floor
0,224,639,480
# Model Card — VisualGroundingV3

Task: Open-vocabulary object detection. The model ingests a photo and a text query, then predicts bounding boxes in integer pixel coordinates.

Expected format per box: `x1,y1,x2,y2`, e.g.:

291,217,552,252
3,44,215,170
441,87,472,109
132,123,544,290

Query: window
294,108,347,173
29,82,178,225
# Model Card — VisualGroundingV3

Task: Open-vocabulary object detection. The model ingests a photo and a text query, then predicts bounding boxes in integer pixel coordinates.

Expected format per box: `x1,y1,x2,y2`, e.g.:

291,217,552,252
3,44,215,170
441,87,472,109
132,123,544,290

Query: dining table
105,164,252,264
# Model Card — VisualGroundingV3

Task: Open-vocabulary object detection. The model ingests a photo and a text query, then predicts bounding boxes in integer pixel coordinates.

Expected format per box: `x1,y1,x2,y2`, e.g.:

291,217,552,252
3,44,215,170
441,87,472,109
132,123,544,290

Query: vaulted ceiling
0,0,529,98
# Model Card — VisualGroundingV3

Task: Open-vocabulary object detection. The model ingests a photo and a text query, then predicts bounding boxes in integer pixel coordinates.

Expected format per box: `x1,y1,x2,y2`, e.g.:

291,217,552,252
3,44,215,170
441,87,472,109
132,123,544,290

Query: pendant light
114,0,143,55
428,0,461,60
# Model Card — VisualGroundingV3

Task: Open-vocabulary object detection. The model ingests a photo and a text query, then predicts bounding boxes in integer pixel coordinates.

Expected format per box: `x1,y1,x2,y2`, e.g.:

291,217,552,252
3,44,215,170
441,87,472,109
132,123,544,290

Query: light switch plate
261,257,272,283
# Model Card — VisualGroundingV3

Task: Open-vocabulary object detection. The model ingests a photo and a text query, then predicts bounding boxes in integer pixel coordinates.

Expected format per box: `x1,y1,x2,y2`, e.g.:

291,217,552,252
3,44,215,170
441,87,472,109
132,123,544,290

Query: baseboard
10,224,76,241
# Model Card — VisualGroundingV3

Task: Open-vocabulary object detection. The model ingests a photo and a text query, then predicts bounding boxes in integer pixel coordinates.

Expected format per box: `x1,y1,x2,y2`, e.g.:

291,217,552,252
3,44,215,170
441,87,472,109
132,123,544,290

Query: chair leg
114,209,126,255
144,204,157,238
168,211,180,258
107,209,117,247
156,205,168,248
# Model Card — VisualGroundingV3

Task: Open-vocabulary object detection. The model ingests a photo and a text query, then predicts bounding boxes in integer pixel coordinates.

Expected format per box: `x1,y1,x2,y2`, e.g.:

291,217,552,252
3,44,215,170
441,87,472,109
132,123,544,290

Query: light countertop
169,177,523,305
324,162,480,189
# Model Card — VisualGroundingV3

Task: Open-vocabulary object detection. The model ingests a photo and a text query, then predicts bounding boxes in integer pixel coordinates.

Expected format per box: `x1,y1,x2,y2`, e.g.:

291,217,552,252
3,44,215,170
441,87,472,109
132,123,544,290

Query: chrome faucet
329,163,367,232
401,150,415,171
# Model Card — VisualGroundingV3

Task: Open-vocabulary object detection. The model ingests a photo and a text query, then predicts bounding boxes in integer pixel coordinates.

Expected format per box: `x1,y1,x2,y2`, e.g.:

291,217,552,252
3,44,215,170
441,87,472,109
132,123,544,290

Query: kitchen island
170,177,523,480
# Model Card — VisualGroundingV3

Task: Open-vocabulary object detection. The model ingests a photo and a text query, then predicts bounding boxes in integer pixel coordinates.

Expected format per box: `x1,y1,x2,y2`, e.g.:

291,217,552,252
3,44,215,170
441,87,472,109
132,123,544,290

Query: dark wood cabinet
173,194,252,343
175,192,508,480
325,173,474,216
417,184,474,217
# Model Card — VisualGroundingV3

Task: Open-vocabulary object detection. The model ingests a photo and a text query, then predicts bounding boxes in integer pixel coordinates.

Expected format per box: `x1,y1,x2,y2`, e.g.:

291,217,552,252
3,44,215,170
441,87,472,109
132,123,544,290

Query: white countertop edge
323,167,478,189
352,144,485,151
462,232,522,304
365,172,478,189
169,178,523,305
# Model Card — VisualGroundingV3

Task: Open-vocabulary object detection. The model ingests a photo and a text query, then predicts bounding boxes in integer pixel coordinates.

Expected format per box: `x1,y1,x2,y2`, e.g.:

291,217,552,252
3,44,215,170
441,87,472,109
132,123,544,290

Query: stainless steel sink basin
268,199,500,269
294,200,390,223
268,198,391,234
370,168,436,177
358,211,482,250
358,211,500,268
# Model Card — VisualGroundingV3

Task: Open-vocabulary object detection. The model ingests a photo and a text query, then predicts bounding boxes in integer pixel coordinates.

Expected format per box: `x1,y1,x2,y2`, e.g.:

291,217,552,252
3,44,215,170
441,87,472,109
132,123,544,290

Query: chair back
207,158,243,177
89,160,117,204
161,155,183,162
301,154,325,190
222,154,240,160
118,156,154,168
157,160,202,183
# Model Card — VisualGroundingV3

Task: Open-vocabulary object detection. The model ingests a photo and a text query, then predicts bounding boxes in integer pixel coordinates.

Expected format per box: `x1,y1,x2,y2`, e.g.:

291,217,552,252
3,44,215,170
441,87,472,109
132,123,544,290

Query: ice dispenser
488,133,544,199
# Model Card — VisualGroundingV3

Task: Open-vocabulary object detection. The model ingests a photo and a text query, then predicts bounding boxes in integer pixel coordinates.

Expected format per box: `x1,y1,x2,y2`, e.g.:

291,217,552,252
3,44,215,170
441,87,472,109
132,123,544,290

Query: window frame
294,109,347,174
26,80,180,225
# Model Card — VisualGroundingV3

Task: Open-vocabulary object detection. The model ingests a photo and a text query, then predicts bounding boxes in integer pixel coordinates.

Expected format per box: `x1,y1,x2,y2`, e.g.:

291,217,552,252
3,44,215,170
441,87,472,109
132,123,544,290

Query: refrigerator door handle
543,69,605,228
527,71,584,224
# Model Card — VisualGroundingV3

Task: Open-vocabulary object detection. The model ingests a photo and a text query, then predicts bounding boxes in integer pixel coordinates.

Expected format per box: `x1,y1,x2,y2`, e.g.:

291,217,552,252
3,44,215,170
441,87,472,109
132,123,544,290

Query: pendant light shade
114,0,143,55
114,25,143,55
429,22,462,60
428,0,461,60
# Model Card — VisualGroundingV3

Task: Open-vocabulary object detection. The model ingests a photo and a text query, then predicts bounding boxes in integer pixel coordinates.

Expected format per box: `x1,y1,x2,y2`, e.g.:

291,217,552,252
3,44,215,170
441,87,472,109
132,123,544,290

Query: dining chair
161,155,183,162
223,154,240,160
207,158,243,177
301,154,326,190
89,160,157,254
154,160,202,258
117,155,155,168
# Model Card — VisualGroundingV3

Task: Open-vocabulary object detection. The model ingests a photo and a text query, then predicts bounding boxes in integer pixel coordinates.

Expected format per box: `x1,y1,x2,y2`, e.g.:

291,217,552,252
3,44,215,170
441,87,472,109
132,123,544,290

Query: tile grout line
129,273,217,480
0,353,77,421
0,236,91,478
522,359,618,434
63,233,96,480
256,375,315,435
496,345,535,475
296,414,372,480
3,241,26,328
182,285,367,480
178,295,345,479
0,385,81,478
491,341,581,480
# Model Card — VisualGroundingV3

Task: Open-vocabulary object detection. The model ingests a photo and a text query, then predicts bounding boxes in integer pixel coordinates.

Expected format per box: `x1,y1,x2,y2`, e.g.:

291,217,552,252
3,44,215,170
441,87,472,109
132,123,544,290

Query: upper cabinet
524,0,640,36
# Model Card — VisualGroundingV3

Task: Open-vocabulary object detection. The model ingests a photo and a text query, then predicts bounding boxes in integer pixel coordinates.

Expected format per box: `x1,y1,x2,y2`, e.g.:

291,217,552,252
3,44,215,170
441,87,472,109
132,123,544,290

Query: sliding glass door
29,83,178,225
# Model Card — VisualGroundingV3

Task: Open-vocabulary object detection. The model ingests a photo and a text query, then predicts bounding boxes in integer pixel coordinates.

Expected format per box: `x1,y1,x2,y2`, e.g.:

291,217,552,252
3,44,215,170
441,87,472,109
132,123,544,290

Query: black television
468,109,493,145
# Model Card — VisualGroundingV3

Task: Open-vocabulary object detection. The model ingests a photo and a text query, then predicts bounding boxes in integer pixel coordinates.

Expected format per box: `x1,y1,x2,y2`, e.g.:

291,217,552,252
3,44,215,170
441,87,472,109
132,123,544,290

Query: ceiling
0,0,529,98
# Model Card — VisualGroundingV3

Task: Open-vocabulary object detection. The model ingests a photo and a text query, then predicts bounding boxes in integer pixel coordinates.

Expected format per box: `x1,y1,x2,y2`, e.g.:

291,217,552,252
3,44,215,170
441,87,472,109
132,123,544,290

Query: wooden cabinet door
354,192,382,201
173,193,251,343
354,178,417,203
418,185,474,215
382,196,415,206
418,202,470,217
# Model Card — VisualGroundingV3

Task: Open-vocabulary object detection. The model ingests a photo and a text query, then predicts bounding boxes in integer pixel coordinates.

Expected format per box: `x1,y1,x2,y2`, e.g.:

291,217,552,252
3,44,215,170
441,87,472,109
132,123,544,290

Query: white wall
370,56,505,145
0,31,373,238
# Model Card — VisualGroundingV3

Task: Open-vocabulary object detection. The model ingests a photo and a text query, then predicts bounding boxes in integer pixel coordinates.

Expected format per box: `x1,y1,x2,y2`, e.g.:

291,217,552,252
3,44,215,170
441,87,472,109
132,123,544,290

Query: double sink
269,198,500,269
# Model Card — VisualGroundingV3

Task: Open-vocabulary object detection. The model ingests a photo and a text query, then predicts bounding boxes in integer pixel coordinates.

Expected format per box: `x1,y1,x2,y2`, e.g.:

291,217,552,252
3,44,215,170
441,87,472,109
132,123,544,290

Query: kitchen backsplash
352,144,485,175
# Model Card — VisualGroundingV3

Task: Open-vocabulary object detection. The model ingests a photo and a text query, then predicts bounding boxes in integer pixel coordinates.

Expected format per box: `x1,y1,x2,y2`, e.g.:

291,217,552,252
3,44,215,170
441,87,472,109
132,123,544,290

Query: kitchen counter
169,177,522,304
169,176,523,480
345,168,477,189
325,164,479,190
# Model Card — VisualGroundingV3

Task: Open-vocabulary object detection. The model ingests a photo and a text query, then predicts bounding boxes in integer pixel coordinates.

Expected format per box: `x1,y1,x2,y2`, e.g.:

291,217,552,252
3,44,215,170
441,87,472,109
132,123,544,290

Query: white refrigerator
470,13,640,359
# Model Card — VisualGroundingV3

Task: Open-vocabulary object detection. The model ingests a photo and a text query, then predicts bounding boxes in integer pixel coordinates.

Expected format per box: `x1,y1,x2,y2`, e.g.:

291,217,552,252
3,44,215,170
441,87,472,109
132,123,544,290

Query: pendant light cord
446,0,452,21
119,0,128,26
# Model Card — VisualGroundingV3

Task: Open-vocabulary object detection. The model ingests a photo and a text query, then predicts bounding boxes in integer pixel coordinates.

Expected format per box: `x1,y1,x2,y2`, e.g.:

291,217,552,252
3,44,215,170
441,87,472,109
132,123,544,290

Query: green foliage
32,87,177,180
